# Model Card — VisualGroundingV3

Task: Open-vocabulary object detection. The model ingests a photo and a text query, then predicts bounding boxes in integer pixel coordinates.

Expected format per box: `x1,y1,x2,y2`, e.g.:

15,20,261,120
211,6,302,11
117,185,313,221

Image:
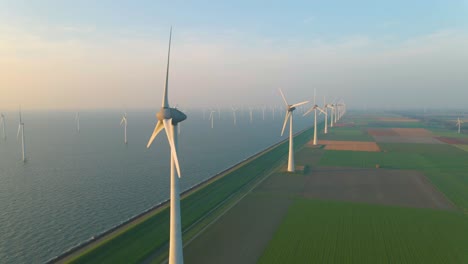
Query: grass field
66,126,315,263
321,126,375,142
455,144,468,152
318,143,468,211
258,199,468,264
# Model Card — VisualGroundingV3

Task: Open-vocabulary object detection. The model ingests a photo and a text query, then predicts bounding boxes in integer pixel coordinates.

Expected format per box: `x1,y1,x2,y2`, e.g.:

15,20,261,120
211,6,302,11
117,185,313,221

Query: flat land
302,167,453,210
315,140,380,152
258,199,468,264
391,128,433,136
377,117,419,122
455,144,468,152
372,135,444,144
436,136,468,145
367,128,399,136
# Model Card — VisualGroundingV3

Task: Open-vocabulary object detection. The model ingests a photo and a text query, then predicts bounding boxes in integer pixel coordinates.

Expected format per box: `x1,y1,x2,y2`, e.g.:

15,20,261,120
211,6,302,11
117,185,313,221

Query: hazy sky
1,1,468,110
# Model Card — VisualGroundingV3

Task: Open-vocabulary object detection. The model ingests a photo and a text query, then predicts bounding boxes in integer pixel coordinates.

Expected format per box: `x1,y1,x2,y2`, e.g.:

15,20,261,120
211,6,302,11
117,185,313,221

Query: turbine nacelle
156,107,187,125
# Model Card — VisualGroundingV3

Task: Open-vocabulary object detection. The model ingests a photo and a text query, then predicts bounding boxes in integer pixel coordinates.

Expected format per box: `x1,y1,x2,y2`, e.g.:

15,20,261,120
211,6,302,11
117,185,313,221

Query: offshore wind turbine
120,112,128,144
279,89,309,172
146,28,187,264
262,106,266,120
0,113,6,140
75,112,80,133
248,107,253,124
231,106,238,126
271,105,276,120
209,110,216,128
456,117,463,134
17,109,26,162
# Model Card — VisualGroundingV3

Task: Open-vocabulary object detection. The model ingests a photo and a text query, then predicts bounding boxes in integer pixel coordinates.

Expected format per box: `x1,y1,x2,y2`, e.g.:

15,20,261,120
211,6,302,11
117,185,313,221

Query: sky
1,0,468,110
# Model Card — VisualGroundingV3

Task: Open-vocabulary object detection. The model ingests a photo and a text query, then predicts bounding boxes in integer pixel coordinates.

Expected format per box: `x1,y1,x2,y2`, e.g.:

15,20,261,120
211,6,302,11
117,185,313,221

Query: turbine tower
231,107,238,126
17,109,26,162
456,117,463,134
304,89,327,145
209,110,216,128
249,107,253,124
120,112,128,144
279,89,309,172
146,27,187,264
0,113,6,140
323,96,329,134
75,112,80,133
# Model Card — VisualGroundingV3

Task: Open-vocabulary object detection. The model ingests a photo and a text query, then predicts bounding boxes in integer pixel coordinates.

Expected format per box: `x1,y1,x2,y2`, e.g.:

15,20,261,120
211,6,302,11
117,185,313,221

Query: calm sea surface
0,108,319,263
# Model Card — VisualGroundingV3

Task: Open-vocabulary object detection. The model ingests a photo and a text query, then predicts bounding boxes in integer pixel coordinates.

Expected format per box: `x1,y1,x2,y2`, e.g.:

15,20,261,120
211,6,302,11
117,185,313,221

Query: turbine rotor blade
278,89,289,106
281,111,290,136
147,120,164,148
291,101,309,108
162,27,172,108
163,119,181,177
303,107,314,117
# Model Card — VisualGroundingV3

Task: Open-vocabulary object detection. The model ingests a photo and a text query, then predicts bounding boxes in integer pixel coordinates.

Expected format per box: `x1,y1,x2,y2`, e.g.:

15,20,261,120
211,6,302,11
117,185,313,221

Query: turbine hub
156,107,187,125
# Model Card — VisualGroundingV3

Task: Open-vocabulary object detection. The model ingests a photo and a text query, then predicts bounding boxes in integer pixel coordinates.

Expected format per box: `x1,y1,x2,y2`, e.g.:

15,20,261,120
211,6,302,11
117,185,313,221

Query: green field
67,127,316,263
259,199,468,264
455,144,468,152
321,126,375,142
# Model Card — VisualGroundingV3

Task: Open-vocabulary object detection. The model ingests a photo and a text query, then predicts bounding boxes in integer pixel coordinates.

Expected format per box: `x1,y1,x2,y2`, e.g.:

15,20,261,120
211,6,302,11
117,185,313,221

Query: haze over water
0,109,317,263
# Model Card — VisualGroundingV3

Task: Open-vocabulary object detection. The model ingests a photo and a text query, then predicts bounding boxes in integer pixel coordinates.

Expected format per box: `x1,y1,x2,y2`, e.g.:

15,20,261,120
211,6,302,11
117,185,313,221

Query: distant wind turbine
249,107,253,124
146,27,187,264
120,112,128,144
231,107,238,126
17,108,26,162
209,110,216,128
304,89,327,145
75,112,80,133
262,106,266,120
271,105,276,120
279,89,309,172
0,113,6,140
456,117,463,134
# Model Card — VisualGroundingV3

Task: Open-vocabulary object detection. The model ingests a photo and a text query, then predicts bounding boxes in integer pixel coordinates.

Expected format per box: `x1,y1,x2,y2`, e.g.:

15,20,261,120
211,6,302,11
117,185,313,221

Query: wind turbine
75,112,80,133
249,107,253,124
146,27,187,264
304,89,327,145
279,89,309,172
271,105,276,120
456,117,463,134
231,106,238,126
262,106,266,120
120,112,128,144
17,108,26,162
322,96,329,134
0,113,6,140
209,110,216,128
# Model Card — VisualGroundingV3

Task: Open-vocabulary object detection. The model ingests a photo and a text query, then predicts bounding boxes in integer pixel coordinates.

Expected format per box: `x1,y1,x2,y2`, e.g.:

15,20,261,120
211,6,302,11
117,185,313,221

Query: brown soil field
315,140,381,152
302,167,454,210
367,128,399,136
435,137,468,145
334,122,355,127
391,128,433,136
377,117,419,122
372,136,444,144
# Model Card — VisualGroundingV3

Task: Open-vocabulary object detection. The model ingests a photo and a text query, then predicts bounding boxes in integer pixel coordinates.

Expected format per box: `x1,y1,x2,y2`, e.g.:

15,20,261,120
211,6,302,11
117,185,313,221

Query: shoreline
48,126,312,264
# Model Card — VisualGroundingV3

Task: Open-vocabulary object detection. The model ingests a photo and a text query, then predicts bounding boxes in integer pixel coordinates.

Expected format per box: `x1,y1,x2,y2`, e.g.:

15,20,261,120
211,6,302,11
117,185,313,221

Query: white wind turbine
271,105,276,120
456,117,463,134
120,112,128,144
248,107,253,124
262,106,266,120
322,96,329,134
146,28,187,264
17,109,26,162
304,89,327,145
209,110,216,128
75,112,80,133
279,89,309,172
1,113,6,141
231,106,238,126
